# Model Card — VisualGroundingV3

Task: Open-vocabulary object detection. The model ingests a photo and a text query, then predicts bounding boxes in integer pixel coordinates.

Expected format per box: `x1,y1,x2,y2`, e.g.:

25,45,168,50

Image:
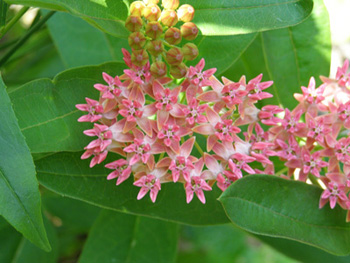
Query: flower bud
177,4,195,22
146,40,164,56
170,63,187,79
160,9,178,27
143,3,161,21
131,49,149,66
125,15,143,32
145,21,163,39
182,43,198,61
130,1,145,16
164,27,182,45
128,32,146,50
150,61,167,77
143,0,159,4
162,0,179,10
166,47,183,65
181,22,198,40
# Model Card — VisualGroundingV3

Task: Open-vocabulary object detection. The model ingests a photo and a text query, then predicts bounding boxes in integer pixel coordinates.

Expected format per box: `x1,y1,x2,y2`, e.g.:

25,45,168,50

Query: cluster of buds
76,0,350,221
125,0,199,79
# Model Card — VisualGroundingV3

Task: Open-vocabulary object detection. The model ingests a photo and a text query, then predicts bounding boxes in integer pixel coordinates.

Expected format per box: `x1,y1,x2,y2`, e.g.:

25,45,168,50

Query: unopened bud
166,47,183,65
170,63,187,79
143,0,159,4
146,40,164,56
181,22,198,40
130,1,145,16
162,0,179,10
128,32,146,50
177,4,195,22
145,21,163,39
160,9,178,27
143,3,161,21
182,43,198,60
150,61,167,77
164,27,182,45
131,49,149,66
125,15,143,32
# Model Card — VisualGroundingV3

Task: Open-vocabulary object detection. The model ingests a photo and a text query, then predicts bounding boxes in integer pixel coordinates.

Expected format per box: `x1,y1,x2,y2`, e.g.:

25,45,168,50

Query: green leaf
8,62,125,153
187,0,314,35
4,0,129,38
178,224,246,263
46,12,115,68
5,0,313,36
0,221,22,263
0,216,59,263
3,29,65,86
79,210,179,263
35,152,229,225
220,0,330,109
194,33,257,75
0,75,50,251
259,0,330,108
258,235,350,263
219,175,350,256
43,193,101,233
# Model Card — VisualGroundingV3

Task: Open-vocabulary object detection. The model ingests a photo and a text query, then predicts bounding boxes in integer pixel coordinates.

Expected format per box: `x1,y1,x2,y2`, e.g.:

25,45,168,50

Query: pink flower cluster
76,47,350,221
76,48,279,204
268,60,350,221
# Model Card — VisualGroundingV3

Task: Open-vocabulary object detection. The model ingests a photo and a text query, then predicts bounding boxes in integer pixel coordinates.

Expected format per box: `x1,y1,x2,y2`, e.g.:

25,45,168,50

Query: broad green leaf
0,75,50,251
5,0,313,36
187,0,314,35
258,235,350,263
46,12,114,68
4,0,129,38
0,217,59,263
79,210,179,263
3,29,65,86
35,152,229,225
178,224,298,263
43,193,100,233
194,33,257,75
0,222,22,263
8,62,125,153
220,0,330,109
219,175,350,256
178,224,246,263
259,0,330,108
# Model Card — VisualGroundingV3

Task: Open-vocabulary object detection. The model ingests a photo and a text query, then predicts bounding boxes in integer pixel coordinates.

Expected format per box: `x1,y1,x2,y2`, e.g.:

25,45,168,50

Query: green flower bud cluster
125,0,199,79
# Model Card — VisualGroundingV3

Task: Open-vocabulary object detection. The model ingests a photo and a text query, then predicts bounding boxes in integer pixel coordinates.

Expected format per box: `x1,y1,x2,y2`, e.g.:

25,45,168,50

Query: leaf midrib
222,196,350,231
0,167,44,245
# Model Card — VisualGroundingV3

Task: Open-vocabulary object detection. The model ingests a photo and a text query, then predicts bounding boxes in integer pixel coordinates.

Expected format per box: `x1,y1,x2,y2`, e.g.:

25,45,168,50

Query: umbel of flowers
76,0,350,222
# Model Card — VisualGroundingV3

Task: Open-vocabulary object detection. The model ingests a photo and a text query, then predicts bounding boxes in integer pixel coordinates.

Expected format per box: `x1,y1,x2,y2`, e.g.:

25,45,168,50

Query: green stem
162,40,176,49
275,167,288,177
194,141,204,156
0,0,9,27
0,10,55,67
180,92,186,104
309,174,322,188
158,152,165,162
0,6,29,38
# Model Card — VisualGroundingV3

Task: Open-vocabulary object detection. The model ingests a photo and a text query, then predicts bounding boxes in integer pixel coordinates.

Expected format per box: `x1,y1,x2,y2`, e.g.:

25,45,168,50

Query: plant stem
309,174,322,188
0,0,9,27
275,167,288,177
0,10,55,67
0,6,29,38
194,140,204,155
